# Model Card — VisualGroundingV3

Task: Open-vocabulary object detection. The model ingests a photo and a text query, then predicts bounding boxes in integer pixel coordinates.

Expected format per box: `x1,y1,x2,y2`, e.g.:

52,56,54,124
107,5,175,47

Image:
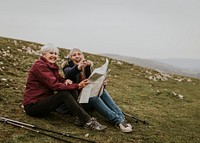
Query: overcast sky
0,0,200,59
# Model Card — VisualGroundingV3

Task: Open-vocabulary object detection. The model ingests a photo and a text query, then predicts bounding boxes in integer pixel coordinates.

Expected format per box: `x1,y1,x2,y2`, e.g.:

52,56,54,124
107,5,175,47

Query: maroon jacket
23,56,79,105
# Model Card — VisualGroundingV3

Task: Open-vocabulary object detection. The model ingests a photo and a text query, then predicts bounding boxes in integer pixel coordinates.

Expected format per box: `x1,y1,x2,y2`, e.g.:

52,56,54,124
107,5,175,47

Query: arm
32,63,78,91
84,65,92,78
83,60,93,78
63,60,93,80
63,65,81,79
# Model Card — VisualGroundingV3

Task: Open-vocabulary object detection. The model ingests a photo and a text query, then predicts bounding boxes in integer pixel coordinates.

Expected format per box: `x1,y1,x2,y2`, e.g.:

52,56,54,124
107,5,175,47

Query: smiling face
70,50,84,65
42,51,58,64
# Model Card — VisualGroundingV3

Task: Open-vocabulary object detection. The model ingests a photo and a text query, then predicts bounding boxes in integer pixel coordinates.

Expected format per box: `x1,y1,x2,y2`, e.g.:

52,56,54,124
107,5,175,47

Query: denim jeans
89,89,124,125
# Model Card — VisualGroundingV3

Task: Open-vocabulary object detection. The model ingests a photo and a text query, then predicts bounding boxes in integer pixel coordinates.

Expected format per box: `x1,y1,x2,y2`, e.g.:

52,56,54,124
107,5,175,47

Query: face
70,50,84,64
42,52,58,64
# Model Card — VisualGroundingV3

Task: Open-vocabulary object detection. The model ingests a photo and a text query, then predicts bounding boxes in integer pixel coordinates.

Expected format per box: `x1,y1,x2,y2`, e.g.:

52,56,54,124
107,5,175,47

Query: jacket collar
40,56,59,70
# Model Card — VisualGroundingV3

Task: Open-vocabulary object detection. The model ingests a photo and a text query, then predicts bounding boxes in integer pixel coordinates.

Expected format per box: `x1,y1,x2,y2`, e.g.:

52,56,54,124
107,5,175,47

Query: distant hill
102,53,200,79
154,58,200,69
154,58,200,73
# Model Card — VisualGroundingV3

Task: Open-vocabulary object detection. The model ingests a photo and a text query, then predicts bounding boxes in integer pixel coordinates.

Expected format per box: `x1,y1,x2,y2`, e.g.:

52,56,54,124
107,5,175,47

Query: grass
0,36,200,143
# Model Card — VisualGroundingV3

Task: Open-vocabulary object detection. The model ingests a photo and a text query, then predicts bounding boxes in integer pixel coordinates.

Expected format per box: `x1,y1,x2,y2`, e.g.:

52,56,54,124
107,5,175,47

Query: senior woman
59,48,132,133
23,44,106,131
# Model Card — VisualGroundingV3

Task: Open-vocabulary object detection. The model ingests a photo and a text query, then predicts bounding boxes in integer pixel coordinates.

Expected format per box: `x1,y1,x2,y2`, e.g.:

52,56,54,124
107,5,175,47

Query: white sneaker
124,118,132,129
124,119,132,128
127,123,132,128
119,122,132,133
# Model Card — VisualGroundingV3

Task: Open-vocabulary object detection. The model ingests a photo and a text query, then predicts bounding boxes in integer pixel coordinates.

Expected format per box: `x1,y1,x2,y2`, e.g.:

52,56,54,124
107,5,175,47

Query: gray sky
0,0,200,59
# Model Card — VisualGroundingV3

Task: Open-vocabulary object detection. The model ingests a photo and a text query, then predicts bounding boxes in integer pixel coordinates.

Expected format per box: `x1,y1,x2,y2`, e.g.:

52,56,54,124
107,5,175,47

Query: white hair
39,44,59,55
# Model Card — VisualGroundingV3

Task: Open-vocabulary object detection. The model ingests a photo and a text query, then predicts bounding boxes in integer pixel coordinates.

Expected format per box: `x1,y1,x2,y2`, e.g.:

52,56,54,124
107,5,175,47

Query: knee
89,96,99,102
58,90,72,99
59,90,70,95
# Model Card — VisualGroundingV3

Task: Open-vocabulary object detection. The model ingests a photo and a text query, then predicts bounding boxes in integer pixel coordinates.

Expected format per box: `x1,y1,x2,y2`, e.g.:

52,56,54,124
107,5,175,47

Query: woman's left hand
78,79,89,89
103,79,108,86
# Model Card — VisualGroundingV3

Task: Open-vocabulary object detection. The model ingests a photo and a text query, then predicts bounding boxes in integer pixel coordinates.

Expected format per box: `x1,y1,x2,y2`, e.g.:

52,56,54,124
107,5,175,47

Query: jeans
89,89,124,125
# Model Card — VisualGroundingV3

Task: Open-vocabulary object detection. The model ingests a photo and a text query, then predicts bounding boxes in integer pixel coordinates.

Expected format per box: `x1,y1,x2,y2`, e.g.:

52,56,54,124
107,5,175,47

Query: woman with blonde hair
60,48,132,133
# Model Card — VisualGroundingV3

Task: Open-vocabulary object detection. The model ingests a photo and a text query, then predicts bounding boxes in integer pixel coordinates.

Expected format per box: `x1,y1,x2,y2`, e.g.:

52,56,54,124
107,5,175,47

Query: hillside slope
0,37,200,143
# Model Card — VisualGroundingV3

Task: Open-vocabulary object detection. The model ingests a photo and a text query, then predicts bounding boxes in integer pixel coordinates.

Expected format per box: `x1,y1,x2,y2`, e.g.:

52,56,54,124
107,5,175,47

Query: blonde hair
66,48,83,59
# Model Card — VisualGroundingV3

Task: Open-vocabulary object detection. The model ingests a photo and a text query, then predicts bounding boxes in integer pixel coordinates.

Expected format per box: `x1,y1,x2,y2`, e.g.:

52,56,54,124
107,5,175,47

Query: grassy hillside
0,36,200,143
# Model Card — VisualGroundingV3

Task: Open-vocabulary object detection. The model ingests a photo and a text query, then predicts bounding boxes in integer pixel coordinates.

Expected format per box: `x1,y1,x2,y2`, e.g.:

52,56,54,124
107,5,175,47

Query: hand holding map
78,58,109,103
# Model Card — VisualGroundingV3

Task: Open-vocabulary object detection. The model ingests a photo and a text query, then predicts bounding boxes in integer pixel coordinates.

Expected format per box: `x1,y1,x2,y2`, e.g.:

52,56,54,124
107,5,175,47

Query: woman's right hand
78,79,89,89
65,79,73,85
77,59,89,70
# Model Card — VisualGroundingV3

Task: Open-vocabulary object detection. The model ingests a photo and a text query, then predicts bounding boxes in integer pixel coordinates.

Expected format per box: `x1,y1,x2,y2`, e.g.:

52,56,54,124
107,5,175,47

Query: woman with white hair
23,44,106,131
60,48,132,133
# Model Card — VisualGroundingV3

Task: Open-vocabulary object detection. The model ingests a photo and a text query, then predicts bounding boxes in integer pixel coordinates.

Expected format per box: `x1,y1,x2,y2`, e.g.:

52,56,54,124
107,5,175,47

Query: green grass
0,36,200,143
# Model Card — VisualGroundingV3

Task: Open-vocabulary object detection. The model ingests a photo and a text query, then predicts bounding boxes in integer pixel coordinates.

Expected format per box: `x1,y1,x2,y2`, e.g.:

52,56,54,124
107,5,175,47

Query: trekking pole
0,117,97,143
123,113,148,124
0,117,72,143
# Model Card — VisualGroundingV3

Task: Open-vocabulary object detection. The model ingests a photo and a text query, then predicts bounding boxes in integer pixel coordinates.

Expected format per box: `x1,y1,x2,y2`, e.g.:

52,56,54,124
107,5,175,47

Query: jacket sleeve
63,65,81,79
33,63,78,91
84,65,92,78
